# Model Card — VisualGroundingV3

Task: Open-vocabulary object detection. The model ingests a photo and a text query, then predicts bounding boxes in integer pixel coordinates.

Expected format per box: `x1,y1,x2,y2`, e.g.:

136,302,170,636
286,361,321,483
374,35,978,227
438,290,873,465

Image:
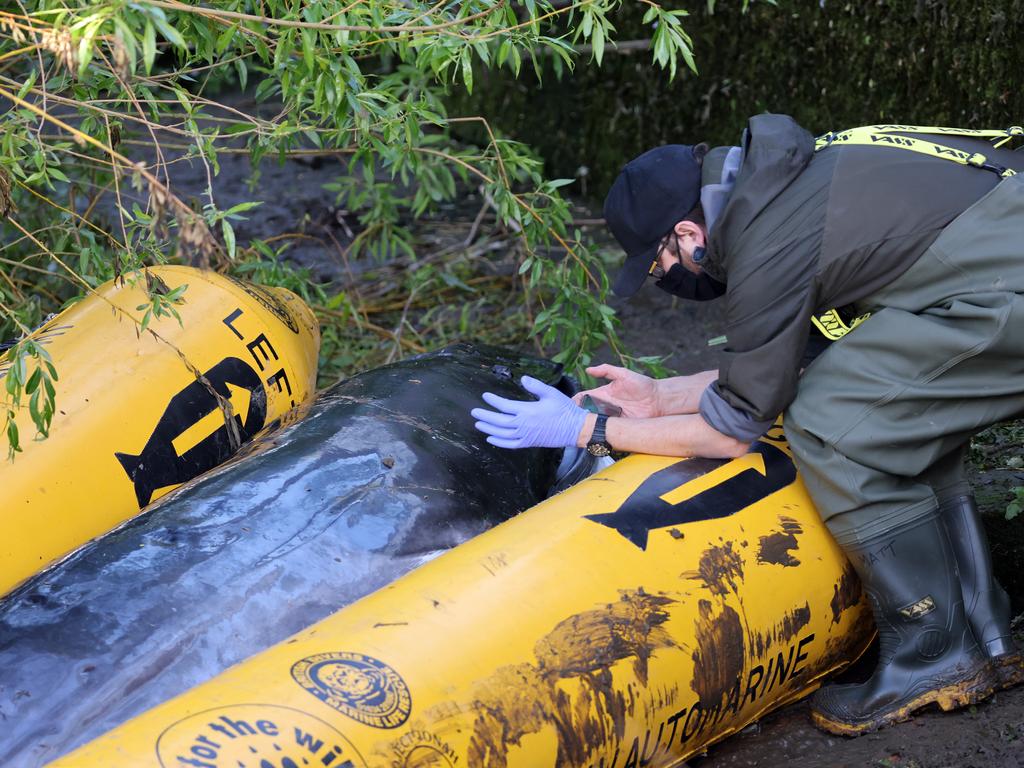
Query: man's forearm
654,370,719,415
577,411,750,459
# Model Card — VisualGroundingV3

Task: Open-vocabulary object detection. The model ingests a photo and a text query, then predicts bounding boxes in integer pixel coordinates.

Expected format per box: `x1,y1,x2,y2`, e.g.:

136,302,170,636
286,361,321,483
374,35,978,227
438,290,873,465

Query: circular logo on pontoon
156,703,367,767
291,651,412,729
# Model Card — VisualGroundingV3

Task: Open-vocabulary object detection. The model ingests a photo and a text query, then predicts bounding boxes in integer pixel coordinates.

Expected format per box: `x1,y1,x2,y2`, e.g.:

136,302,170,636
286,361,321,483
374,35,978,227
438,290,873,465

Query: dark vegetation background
458,0,1024,192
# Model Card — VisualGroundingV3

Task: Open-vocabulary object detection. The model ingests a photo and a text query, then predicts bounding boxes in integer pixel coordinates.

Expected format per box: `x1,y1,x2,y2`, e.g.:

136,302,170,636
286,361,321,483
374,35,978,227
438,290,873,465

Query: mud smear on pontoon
757,517,803,567
465,588,678,768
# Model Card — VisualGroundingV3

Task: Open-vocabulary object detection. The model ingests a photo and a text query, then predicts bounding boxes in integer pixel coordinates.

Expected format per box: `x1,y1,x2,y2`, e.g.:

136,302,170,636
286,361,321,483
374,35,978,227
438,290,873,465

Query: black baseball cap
603,144,703,298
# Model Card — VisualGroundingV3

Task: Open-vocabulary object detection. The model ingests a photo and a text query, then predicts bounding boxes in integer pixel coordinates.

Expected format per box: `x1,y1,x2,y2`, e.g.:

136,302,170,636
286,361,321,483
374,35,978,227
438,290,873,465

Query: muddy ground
131,132,1024,768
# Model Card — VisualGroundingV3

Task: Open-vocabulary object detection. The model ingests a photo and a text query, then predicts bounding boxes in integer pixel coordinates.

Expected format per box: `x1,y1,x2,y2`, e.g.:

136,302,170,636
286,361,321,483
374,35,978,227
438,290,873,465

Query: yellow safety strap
817,123,1024,143
815,124,1022,180
810,123,1022,339
810,308,872,341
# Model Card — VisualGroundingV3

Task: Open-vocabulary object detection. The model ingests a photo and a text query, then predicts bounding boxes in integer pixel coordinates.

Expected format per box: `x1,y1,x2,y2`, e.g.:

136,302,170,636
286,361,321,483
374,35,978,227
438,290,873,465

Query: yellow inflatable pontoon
57,430,874,767
0,266,319,597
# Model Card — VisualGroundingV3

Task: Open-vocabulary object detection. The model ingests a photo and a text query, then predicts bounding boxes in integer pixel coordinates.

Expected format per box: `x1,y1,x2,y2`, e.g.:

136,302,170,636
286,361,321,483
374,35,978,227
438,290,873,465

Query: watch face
587,442,612,457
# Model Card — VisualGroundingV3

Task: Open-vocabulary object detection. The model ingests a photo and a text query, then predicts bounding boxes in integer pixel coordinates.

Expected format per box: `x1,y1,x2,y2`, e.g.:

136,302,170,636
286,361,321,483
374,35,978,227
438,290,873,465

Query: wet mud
750,604,812,662
689,540,745,598
830,560,864,626
668,485,1024,768
691,601,746,712
813,603,878,682
756,517,803,567
466,588,678,768
692,654,1024,768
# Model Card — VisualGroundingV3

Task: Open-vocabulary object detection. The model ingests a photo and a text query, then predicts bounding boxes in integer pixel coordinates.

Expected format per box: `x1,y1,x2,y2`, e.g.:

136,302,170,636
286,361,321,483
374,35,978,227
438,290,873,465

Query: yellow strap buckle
994,126,1024,149
965,152,1015,179
966,152,988,168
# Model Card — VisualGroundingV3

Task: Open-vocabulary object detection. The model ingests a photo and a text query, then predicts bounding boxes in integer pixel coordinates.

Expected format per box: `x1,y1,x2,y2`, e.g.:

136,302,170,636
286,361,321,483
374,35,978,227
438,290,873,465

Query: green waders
785,174,1024,733
787,174,1024,538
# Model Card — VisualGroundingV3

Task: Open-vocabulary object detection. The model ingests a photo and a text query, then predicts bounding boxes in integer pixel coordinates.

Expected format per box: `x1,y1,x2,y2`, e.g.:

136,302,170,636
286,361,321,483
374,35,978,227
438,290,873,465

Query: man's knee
783,403,938,536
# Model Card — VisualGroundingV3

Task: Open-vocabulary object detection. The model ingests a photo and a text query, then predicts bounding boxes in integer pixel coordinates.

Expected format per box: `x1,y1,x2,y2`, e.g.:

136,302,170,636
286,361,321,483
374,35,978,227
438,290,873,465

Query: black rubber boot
810,508,998,736
940,493,1023,689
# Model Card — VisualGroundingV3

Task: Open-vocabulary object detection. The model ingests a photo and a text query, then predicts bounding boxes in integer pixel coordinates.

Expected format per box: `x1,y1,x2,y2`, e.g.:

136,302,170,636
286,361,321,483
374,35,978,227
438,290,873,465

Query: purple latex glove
472,375,588,449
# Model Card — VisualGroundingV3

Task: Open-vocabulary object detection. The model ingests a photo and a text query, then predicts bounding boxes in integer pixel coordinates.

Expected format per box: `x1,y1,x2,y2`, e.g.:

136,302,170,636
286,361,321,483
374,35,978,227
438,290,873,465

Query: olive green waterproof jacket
698,114,1023,441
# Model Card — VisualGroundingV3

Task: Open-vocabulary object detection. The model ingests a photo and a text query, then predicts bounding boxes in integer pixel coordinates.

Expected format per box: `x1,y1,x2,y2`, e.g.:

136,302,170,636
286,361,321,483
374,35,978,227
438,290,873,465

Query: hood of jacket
702,114,815,282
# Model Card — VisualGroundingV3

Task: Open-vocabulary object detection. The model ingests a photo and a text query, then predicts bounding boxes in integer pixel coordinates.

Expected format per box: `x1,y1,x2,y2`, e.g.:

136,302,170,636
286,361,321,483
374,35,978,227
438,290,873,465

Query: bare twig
386,283,419,364
0,83,222,265
464,190,491,246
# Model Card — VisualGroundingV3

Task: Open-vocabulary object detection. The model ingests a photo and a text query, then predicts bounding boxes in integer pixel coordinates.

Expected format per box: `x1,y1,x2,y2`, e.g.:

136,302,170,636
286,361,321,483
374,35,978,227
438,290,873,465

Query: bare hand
572,364,662,419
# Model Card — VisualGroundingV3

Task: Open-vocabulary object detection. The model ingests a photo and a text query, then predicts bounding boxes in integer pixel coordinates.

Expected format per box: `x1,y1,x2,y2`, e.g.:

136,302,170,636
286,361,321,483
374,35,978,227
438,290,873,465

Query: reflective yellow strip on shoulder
817,123,1023,144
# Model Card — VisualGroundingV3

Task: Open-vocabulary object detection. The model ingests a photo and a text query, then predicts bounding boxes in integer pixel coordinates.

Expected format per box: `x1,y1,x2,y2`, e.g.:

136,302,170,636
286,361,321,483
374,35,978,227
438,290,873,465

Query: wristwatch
586,414,613,457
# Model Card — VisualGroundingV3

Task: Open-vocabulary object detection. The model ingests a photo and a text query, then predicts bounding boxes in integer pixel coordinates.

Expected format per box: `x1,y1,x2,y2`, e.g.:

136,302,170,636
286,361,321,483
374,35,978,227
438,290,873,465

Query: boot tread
810,661,996,736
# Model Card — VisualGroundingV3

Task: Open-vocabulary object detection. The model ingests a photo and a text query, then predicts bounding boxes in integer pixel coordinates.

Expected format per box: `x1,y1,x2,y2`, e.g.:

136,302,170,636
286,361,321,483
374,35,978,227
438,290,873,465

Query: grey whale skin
0,343,585,766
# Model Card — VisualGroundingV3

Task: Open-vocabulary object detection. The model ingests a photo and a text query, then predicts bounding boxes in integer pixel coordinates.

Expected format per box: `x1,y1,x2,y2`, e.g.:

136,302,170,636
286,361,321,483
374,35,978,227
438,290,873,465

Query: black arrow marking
115,356,268,508
585,442,797,550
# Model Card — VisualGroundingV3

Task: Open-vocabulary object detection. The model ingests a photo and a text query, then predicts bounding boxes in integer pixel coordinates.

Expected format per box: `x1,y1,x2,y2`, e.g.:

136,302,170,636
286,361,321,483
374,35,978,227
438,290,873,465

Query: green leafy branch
0,0,708,461
0,339,59,460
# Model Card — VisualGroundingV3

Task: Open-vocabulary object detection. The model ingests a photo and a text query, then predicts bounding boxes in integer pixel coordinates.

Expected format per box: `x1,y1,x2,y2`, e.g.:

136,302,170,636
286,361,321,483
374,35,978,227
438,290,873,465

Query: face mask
655,263,726,301
655,263,696,297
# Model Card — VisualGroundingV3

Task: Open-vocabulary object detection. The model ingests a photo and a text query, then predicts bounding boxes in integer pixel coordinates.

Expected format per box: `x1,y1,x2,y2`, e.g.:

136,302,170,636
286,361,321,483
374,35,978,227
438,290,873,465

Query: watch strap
586,414,612,456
